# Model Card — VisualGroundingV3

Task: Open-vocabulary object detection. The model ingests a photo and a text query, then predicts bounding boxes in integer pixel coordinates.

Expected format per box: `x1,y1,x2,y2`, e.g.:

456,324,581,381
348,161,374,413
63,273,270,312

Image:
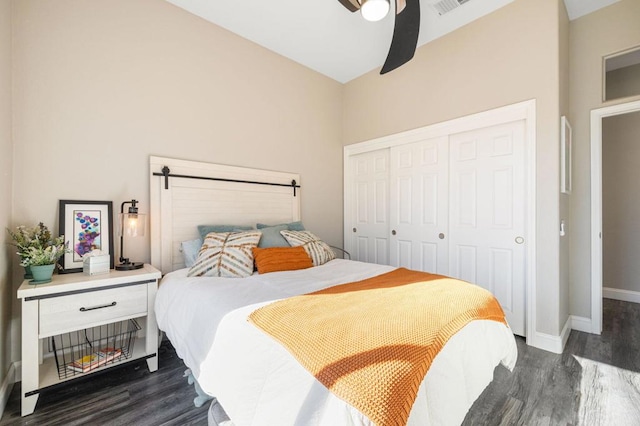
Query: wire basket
50,319,140,379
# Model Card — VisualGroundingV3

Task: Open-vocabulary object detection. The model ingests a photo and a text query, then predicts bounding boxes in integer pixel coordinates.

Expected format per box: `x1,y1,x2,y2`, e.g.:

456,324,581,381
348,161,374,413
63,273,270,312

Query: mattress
155,259,518,425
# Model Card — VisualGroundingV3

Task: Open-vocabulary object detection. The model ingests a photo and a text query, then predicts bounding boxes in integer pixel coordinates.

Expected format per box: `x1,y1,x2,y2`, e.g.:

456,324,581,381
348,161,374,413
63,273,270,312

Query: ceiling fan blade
337,0,360,12
380,0,420,74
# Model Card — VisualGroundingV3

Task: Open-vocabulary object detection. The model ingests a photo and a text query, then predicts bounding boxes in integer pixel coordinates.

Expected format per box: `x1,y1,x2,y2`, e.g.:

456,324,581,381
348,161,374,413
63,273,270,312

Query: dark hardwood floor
463,298,640,425
2,299,639,425
0,341,210,426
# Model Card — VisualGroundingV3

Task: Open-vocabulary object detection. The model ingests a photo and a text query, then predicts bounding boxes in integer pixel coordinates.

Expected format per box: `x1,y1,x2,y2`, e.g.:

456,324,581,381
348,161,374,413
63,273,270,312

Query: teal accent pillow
197,225,253,241
256,221,305,231
181,238,203,268
257,224,290,248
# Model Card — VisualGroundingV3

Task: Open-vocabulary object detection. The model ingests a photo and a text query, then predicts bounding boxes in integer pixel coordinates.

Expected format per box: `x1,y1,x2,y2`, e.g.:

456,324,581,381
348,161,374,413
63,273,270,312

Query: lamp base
115,261,144,271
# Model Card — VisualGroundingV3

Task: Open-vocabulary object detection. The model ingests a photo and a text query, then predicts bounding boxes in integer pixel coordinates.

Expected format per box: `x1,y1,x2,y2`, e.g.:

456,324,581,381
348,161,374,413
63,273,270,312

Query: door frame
590,99,640,334
344,99,537,343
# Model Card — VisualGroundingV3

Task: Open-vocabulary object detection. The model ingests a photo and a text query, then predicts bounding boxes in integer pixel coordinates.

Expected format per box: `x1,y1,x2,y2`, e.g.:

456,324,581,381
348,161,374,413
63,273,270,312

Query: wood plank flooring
2,299,639,425
463,298,640,425
0,341,210,425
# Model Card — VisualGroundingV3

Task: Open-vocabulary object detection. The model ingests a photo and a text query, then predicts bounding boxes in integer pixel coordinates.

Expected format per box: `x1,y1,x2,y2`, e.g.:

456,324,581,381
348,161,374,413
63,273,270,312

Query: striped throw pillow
280,230,335,267
187,231,262,278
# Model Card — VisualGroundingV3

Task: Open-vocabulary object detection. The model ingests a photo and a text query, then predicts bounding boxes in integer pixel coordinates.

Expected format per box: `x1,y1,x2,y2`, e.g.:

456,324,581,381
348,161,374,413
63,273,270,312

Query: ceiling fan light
360,0,390,22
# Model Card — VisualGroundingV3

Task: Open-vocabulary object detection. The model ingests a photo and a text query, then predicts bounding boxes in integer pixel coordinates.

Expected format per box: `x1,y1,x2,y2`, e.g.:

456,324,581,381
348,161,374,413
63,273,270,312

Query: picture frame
58,200,114,273
561,116,572,194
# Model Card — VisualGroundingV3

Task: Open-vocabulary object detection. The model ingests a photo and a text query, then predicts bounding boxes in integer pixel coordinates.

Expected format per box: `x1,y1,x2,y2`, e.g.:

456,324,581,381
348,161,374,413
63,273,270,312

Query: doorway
590,99,640,334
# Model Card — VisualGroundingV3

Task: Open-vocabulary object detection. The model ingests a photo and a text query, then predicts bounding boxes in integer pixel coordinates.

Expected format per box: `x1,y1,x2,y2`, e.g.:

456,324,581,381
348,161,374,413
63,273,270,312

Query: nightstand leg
145,281,158,373
21,298,39,416
146,356,158,372
21,394,39,417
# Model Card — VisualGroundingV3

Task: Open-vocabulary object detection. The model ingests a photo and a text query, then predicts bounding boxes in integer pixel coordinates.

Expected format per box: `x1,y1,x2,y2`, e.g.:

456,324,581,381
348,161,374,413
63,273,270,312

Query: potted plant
7,223,67,283
7,224,40,278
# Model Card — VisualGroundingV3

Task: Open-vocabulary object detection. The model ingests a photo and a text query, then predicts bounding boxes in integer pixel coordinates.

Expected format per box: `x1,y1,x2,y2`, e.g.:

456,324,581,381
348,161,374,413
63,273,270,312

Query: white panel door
448,120,526,336
349,149,390,265
389,137,449,274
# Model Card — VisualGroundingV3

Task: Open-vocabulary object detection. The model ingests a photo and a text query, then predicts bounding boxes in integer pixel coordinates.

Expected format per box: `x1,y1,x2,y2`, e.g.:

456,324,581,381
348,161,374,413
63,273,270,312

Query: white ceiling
563,0,619,20
166,0,620,84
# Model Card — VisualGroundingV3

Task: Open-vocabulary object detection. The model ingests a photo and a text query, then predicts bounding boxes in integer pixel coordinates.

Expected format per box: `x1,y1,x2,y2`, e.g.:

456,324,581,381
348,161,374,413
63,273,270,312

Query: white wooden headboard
149,156,301,274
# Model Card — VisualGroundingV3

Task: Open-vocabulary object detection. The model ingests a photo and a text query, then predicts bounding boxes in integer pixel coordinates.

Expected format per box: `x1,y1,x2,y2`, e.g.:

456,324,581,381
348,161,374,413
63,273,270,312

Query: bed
149,156,518,426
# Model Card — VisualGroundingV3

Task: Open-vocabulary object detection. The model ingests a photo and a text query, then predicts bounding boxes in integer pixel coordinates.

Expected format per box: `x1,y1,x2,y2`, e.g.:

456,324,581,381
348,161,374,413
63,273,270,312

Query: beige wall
11,0,343,256
11,0,343,360
0,0,13,392
558,0,571,333
569,0,640,318
602,111,640,292
606,62,640,101
344,0,563,335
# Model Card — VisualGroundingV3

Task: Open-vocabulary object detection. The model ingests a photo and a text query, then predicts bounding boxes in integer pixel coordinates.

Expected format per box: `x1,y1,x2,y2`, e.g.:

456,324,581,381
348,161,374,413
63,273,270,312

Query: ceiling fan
337,0,420,74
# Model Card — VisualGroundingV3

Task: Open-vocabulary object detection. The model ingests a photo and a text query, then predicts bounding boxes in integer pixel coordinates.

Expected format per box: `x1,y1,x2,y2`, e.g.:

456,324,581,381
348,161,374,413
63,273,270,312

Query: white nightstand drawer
39,284,148,337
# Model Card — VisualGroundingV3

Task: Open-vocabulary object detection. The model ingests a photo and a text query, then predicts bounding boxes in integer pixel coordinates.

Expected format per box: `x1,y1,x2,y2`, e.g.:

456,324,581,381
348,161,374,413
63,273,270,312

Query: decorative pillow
280,230,336,266
197,224,253,241
257,224,290,248
257,221,305,231
252,246,313,274
180,238,203,268
188,231,262,278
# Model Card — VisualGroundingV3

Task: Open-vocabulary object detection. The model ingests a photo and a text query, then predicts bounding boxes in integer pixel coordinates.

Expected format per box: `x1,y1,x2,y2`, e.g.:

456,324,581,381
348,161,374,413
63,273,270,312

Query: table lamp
116,199,146,271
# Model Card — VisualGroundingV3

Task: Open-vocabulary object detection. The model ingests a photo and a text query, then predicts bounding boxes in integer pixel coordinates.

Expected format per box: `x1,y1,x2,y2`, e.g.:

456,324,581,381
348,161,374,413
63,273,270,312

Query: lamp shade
120,212,146,237
360,0,390,22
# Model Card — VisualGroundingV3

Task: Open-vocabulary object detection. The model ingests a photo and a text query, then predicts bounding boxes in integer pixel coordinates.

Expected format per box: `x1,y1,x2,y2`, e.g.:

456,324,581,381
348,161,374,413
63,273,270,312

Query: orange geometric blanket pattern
248,268,508,426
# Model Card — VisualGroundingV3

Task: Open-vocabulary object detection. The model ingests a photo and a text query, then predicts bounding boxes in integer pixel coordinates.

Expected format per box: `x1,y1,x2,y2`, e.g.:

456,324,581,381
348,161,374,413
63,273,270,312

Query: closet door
349,149,390,265
389,137,449,273
448,120,526,336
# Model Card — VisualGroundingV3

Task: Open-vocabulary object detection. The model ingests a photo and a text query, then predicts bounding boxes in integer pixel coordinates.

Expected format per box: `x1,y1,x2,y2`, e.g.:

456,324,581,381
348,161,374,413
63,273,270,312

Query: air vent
428,0,472,16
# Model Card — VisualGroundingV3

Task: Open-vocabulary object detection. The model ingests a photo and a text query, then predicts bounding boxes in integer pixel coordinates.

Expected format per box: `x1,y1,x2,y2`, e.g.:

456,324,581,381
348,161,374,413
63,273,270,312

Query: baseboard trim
570,315,593,333
533,332,563,354
603,287,640,304
0,363,16,420
560,315,572,350
532,316,571,354
12,361,20,384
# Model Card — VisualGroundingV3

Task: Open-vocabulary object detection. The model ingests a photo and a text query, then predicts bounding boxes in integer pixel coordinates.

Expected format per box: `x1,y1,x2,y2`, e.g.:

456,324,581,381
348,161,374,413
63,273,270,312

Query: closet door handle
391,230,397,236
353,228,357,233
438,233,445,240
515,236,525,244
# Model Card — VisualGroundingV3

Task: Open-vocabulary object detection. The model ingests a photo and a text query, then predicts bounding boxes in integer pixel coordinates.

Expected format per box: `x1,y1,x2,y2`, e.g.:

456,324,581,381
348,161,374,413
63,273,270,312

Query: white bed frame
149,156,301,275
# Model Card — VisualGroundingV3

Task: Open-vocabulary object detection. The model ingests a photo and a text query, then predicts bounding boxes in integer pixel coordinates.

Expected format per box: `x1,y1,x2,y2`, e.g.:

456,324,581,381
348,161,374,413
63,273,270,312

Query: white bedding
155,259,518,426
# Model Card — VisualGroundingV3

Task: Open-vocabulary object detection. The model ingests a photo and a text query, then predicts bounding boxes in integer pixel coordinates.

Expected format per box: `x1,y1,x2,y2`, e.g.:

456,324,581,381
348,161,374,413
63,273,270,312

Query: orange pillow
252,246,313,274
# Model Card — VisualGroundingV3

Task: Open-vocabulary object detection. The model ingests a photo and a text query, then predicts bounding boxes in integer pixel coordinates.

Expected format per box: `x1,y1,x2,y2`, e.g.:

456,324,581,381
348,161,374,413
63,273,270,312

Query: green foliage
19,244,67,266
7,222,68,266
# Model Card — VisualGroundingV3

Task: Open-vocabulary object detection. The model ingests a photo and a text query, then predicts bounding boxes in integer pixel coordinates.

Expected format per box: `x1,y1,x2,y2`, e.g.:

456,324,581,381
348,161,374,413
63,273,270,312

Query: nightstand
17,264,161,416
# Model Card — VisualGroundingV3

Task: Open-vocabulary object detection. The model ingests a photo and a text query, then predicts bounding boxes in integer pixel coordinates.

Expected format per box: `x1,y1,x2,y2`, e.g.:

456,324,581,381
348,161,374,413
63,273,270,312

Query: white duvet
155,259,517,426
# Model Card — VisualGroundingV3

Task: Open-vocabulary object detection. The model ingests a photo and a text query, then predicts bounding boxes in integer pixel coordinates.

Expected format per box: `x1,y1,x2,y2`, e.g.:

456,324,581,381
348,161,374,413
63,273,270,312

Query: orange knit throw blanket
248,268,508,426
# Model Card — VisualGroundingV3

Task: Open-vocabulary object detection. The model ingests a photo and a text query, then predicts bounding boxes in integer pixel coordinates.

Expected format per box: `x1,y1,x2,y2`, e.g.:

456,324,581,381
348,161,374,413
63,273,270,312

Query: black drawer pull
79,301,117,312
